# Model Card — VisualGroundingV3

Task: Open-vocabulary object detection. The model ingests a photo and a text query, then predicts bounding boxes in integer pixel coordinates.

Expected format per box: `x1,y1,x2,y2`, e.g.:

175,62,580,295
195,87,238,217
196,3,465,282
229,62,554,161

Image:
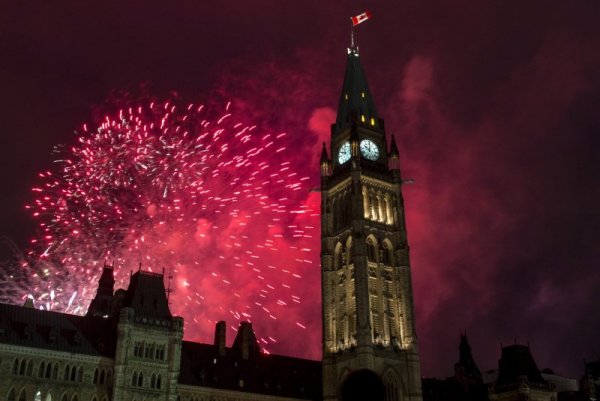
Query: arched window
45,393,52,401
150,374,156,389
137,372,144,387
93,369,98,384
60,394,68,401
70,366,77,381
12,359,19,375
53,363,58,379
45,363,52,378
382,241,394,266
71,395,78,401
77,367,83,382
383,369,401,401
7,388,15,401
18,389,26,401
64,365,70,381
366,237,378,262
131,372,137,387
19,359,26,375
100,369,106,384
156,374,161,389
26,360,33,376
39,362,46,378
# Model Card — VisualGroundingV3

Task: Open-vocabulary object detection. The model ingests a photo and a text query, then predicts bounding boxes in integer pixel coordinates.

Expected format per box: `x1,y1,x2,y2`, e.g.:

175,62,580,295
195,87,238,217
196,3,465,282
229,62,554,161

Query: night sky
1,1,599,379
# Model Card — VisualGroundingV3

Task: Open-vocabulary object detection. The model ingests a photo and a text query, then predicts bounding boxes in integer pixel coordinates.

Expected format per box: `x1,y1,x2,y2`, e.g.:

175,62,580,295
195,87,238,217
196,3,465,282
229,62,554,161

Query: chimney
214,321,226,356
233,321,260,360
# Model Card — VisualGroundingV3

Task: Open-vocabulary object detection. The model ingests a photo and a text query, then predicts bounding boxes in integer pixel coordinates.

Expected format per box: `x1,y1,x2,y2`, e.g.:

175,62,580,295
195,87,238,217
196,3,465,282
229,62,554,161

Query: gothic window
27,360,33,376
45,362,52,378
71,395,78,401
382,241,394,266
7,388,15,401
131,372,137,386
156,375,162,389
151,374,156,389
60,394,67,401
138,372,144,387
39,362,46,378
64,365,70,381
383,370,400,401
18,389,26,401
99,369,105,384
19,359,25,375
366,238,377,262
70,366,77,381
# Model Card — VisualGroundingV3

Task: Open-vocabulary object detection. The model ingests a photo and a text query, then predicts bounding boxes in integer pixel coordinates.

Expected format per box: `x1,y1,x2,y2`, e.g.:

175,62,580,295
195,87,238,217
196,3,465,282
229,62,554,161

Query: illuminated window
361,115,365,123
361,92,365,98
344,93,348,100
370,117,375,126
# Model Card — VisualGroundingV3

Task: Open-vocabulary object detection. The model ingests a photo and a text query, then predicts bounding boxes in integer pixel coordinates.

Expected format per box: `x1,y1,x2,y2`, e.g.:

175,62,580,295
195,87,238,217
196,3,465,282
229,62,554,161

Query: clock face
360,139,379,161
338,142,351,164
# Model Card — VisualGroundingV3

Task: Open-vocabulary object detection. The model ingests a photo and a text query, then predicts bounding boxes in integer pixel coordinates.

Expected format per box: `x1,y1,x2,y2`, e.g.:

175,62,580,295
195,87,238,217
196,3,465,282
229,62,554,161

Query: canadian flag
351,11,372,26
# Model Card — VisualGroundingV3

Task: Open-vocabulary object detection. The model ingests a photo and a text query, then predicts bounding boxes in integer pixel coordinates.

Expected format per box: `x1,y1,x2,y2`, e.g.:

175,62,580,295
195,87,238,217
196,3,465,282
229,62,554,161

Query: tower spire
335,46,378,131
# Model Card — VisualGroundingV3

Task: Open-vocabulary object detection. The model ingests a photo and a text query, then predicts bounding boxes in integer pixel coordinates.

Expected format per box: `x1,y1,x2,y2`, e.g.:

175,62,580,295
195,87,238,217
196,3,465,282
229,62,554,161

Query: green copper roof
335,48,378,130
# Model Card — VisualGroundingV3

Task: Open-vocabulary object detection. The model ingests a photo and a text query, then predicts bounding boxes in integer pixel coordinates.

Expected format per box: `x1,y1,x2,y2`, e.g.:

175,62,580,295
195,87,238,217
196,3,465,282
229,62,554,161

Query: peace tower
320,45,422,401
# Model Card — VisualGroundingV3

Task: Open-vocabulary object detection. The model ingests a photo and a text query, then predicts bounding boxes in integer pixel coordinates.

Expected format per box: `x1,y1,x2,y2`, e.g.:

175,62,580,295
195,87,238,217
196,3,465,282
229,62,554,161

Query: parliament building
0,44,595,401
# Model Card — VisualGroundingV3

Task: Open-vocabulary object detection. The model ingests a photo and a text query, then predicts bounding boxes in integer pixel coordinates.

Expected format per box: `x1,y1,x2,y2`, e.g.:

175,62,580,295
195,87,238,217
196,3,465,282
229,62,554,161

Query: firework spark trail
2,99,318,352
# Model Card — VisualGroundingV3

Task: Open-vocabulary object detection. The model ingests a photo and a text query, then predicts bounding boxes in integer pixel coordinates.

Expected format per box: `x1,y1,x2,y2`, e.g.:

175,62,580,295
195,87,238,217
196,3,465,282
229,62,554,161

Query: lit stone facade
320,47,422,401
0,269,321,401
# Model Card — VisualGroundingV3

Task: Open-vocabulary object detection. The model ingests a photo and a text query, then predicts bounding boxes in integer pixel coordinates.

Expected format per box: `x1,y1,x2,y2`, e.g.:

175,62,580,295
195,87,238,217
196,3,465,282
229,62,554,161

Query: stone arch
382,368,402,401
381,239,394,266
60,393,68,401
71,394,78,401
334,242,344,270
18,388,27,401
7,387,16,401
345,236,353,261
366,234,379,262
340,369,385,401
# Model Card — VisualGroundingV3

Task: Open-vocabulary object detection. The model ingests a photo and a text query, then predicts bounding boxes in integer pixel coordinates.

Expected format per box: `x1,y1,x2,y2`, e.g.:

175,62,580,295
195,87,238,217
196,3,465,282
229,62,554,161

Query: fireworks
4,98,319,354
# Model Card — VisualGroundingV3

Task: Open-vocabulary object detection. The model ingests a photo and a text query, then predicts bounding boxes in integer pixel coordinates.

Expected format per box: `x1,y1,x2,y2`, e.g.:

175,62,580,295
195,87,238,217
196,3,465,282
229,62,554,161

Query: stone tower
320,45,422,401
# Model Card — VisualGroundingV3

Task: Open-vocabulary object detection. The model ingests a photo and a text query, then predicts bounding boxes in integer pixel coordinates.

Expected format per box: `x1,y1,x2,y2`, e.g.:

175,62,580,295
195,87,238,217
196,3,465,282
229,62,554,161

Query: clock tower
320,46,422,401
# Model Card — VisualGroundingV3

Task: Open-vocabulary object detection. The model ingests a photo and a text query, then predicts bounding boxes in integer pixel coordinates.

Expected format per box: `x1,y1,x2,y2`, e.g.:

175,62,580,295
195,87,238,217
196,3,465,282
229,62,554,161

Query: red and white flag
351,11,372,26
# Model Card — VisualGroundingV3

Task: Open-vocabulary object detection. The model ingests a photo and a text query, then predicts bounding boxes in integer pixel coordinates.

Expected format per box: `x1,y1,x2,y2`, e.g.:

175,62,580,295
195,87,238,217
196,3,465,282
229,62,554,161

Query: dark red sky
1,1,598,379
